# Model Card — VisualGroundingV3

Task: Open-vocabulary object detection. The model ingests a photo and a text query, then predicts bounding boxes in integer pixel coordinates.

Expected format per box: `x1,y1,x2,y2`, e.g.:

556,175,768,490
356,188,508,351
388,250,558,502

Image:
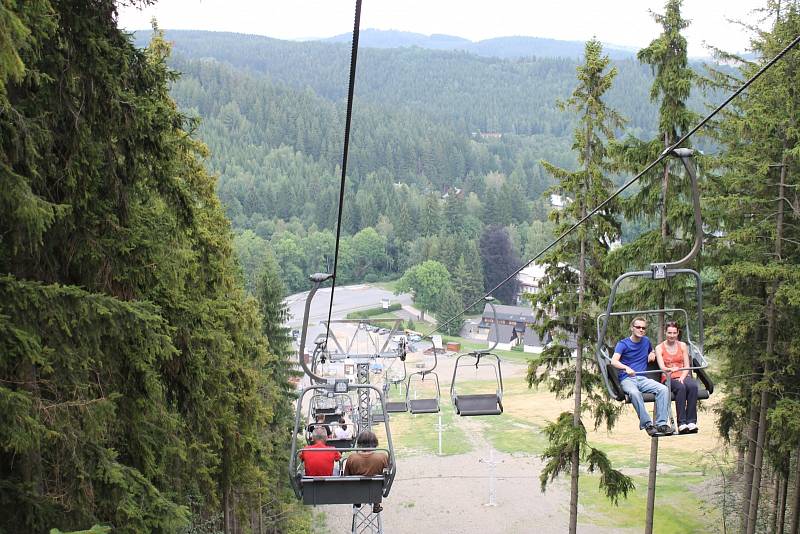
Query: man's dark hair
356,430,378,448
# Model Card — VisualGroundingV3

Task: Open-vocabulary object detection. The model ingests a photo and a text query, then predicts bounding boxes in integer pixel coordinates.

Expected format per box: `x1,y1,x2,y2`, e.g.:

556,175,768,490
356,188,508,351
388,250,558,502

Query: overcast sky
117,0,768,58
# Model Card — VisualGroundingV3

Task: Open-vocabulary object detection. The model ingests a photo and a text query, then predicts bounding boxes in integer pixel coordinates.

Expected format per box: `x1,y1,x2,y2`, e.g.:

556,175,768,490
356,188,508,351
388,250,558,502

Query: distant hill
322,29,637,59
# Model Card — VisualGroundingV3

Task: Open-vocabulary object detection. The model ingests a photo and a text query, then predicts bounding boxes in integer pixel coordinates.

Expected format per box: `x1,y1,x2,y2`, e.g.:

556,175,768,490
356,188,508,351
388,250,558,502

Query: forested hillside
132,30,722,298
322,29,638,60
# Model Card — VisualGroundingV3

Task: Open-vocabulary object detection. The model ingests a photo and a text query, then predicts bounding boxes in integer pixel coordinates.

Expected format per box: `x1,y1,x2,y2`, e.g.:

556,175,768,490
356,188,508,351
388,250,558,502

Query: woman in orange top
655,321,699,434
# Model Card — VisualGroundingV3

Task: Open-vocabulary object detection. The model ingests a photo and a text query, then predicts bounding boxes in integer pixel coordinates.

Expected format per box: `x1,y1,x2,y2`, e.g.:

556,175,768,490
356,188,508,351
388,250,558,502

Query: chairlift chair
594,149,714,436
383,359,409,413
596,308,714,405
290,381,396,506
450,352,504,416
449,297,504,416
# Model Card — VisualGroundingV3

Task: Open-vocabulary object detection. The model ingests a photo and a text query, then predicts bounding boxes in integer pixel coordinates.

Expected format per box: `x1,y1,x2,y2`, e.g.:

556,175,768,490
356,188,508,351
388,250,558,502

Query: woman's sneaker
686,423,698,433
678,424,689,434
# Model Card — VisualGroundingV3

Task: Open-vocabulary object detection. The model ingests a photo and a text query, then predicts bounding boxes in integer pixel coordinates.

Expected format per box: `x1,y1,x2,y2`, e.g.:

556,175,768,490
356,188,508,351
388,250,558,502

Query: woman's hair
356,430,379,448
664,321,681,333
338,417,347,430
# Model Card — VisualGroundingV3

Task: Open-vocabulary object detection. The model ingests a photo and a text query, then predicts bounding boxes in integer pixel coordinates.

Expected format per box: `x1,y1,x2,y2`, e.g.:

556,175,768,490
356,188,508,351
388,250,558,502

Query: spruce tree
608,0,699,341
705,4,800,532
436,284,465,337
527,39,632,533
0,6,298,532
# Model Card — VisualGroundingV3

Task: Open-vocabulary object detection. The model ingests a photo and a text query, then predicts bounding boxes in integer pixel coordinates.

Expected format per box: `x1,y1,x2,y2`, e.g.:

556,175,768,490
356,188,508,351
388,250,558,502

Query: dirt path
316,441,640,534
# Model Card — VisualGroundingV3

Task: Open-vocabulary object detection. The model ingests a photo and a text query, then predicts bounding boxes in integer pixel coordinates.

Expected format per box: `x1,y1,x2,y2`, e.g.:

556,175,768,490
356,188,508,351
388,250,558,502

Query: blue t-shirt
614,336,653,381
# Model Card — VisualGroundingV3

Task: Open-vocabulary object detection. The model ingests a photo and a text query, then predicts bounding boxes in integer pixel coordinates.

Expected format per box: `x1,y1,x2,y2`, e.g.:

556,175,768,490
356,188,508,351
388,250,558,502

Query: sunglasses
633,325,647,330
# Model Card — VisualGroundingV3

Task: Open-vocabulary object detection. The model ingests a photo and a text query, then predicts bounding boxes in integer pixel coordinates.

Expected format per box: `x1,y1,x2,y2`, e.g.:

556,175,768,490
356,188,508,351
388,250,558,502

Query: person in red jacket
300,428,341,476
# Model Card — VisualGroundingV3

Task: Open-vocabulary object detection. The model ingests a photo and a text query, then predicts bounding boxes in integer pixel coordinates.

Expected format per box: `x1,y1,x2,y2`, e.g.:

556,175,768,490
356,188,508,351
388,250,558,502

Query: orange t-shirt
657,341,687,381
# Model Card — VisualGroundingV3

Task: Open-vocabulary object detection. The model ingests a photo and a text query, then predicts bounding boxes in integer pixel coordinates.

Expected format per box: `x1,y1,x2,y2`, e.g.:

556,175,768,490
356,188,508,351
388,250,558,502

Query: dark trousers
670,375,698,425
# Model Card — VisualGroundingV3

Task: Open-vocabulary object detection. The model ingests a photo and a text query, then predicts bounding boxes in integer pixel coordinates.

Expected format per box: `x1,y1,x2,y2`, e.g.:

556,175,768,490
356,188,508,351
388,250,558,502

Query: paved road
284,284,413,353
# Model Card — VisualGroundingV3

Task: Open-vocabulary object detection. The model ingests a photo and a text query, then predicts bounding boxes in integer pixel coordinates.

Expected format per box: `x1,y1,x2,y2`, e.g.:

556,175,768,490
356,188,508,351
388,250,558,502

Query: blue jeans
620,375,670,429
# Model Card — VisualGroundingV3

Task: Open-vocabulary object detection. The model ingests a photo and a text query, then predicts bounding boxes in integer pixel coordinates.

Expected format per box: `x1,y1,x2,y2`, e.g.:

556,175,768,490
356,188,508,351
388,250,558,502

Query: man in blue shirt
610,317,672,437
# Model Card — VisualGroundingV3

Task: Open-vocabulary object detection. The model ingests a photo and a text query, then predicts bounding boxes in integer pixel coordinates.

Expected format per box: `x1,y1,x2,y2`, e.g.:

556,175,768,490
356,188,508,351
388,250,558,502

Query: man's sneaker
686,423,698,433
645,423,658,437
657,424,673,435
372,504,383,514
678,424,689,434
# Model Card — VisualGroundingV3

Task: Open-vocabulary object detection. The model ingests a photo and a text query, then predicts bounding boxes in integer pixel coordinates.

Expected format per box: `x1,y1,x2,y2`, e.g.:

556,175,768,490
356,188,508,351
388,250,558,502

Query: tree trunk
772,470,781,534
223,434,233,534
746,386,769,534
746,151,787,534
568,223,586,534
741,397,759,532
778,468,788,534
737,446,745,476
791,447,800,534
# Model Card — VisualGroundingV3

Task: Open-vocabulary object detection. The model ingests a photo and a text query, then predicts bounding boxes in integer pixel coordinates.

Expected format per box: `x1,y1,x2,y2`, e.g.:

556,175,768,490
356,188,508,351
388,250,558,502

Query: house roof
482,303,535,323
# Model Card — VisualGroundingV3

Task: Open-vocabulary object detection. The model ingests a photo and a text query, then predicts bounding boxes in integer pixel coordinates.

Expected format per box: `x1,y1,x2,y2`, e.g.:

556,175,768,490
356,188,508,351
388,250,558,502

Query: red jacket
300,442,341,476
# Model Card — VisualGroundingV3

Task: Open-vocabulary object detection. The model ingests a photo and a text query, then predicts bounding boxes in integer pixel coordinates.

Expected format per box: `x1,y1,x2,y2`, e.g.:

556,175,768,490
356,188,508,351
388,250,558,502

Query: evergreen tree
254,251,303,532
527,39,631,532
479,225,520,305
705,5,800,532
420,193,443,236
453,251,485,314
607,0,699,342
436,284,465,336
0,8,298,532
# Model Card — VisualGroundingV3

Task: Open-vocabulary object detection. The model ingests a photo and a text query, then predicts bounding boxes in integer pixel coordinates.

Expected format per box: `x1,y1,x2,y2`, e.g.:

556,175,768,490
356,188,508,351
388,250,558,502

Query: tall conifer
527,39,631,533
608,0,699,341
705,4,800,532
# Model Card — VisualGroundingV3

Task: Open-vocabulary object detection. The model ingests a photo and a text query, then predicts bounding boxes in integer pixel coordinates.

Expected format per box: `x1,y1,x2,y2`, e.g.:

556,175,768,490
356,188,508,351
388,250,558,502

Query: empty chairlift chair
406,368,440,414
383,360,409,413
450,353,504,416
450,297,504,416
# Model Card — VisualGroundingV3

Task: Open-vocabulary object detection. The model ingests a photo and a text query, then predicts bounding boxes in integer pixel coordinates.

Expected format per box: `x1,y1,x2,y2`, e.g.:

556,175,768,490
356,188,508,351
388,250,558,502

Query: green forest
2,0,800,533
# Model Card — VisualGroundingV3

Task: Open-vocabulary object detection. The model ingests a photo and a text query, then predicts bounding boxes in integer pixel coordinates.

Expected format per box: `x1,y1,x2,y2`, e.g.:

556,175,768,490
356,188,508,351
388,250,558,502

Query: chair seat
454,393,503,416
300,476,384,505
385,401,408,413
408,398,439,414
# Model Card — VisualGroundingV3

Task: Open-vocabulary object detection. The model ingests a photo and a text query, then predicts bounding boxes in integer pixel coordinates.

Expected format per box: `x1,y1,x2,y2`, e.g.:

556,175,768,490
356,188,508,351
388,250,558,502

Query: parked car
378,328,389,335
409,334,422,342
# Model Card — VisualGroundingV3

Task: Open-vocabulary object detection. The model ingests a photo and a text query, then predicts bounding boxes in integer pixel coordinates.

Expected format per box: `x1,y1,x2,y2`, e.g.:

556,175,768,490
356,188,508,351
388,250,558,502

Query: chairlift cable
428,32,800,339
324,0,364,348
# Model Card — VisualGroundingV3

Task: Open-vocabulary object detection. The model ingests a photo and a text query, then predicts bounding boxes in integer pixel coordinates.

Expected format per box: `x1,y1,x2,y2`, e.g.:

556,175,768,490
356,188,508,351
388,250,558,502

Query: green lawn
481,413,549,455
383,401,472,457
578,472,720,533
